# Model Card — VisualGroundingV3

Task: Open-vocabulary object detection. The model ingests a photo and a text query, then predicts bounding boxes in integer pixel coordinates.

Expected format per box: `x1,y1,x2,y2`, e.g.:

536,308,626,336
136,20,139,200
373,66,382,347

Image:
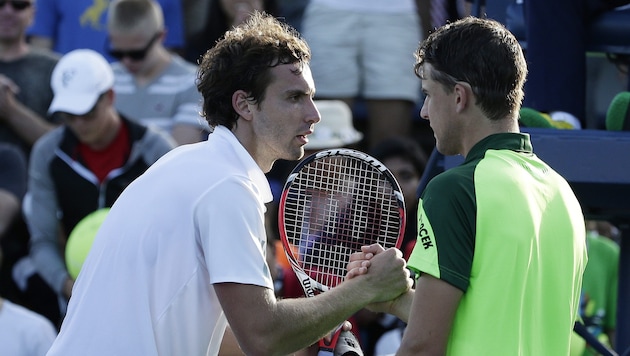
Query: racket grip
333,330,363,356
317,329,363,356
318,328,342,354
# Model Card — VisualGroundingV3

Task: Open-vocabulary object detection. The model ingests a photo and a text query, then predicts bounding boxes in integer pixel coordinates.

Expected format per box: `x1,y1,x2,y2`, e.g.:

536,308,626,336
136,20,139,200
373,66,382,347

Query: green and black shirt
409,133,588,355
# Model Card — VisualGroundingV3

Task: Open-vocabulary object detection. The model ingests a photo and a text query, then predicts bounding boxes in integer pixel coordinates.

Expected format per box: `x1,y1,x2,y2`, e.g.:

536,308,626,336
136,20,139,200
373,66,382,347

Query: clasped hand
345,243,413,311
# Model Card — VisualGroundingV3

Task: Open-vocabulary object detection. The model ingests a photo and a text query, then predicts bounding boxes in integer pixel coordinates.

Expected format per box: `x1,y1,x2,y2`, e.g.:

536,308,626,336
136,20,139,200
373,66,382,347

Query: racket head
278,148,406,297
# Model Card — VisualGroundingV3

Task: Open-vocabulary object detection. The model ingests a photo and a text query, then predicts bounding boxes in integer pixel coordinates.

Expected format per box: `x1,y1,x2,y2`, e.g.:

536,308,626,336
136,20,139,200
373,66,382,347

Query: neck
90,112,123,150
136,47,172,84
461,117,520,157
0,40,29,61
231,121,275,173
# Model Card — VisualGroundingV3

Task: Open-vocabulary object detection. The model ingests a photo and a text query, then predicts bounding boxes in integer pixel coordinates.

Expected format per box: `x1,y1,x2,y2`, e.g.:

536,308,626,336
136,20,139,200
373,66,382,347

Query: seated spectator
27,0,185,61
570,220,620,356
107,0,209,145
1,0,62,325
0,144,58,354
22,49,175,322
0,144,28,305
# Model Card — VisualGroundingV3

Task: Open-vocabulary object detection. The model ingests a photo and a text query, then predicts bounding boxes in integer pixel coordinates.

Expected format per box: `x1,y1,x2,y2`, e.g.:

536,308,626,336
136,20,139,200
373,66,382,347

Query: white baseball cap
306,100,363,150
48,49,114,115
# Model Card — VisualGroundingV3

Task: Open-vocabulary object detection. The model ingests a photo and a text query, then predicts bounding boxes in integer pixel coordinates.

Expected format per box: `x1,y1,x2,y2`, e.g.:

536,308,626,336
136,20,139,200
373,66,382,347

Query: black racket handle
574,321,618,356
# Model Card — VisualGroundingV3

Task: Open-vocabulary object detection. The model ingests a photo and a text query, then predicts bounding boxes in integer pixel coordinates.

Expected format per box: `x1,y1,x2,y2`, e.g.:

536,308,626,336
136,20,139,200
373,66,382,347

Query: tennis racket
278,148,406,354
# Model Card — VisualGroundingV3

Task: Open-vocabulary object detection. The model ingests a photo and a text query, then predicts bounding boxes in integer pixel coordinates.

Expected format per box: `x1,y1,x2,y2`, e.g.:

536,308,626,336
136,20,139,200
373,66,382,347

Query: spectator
0,144,58,355
45,13,410,355
184,0,279,64
348,17,587,354
0,0,59,157
27,0,185,61
0,0,62,326
570,220,620,356
0,144,28,304
300,0,424,149
107,0,208,145
0,245,57,356
23,49,175,324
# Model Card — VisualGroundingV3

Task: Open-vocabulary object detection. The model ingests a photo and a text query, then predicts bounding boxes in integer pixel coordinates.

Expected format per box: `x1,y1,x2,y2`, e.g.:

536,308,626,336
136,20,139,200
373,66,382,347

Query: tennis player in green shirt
349,16,588,355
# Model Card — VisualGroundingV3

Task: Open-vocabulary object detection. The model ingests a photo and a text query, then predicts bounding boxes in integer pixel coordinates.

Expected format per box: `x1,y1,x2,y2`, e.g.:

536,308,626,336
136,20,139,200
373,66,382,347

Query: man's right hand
355,245,412,304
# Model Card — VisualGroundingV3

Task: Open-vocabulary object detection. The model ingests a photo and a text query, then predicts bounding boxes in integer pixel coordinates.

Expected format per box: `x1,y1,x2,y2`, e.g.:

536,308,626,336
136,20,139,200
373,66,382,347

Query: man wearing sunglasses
27,0,184,62
23,48,176,322
106,0,208,145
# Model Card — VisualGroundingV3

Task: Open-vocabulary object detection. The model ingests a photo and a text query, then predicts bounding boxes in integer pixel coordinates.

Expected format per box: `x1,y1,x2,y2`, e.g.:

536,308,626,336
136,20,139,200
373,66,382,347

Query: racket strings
283,156,402,289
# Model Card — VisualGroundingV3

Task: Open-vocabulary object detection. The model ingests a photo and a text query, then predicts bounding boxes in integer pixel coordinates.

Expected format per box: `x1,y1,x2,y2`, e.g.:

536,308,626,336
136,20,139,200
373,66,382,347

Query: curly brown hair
196,11,311,129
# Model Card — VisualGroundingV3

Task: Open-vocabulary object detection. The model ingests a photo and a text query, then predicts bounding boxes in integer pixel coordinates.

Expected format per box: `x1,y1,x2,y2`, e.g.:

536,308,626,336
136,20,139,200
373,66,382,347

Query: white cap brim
48,91,101,116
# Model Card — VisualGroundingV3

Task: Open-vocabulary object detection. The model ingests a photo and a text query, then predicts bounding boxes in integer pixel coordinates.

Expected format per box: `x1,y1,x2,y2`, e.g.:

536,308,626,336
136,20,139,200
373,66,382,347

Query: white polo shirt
48,126,274,356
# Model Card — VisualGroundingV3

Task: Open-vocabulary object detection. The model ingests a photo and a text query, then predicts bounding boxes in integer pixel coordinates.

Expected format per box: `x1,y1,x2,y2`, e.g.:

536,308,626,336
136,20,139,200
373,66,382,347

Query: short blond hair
107,0,164,34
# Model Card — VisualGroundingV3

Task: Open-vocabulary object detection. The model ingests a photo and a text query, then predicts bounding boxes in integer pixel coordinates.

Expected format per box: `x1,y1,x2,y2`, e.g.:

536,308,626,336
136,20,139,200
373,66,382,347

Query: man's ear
453,82,472,113
232,90,253,121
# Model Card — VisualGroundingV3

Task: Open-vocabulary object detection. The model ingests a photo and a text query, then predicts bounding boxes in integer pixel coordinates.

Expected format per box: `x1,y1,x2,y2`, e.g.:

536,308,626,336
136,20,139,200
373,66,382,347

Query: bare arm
397,274,462,355
215,248,411,355
347,244,463,354
0,75,56,147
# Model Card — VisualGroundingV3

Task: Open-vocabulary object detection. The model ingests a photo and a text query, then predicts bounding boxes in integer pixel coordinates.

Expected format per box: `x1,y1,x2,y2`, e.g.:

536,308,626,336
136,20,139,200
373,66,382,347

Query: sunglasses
0,0,32,10
108,33,160,61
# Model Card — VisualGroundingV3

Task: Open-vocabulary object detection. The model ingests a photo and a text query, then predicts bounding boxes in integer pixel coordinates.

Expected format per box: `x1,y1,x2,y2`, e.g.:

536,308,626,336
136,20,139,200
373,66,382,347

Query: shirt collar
212,126,274,203
464,132,533,164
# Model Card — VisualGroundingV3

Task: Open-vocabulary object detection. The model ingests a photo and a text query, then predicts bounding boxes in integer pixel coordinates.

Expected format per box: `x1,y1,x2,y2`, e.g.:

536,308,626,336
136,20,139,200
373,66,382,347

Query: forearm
387,289,415,324
220,278,375,356
2,103,55,147
272,282,371,349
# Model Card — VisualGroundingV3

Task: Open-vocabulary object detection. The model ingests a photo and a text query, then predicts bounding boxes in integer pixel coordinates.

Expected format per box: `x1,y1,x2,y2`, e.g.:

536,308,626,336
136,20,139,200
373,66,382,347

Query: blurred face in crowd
381,156,421,211
0,0,34,43
108,29,164,75
60,91,120,149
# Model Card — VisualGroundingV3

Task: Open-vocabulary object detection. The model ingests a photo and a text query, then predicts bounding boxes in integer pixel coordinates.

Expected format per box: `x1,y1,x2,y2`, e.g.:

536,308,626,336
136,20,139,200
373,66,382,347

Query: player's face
251,63,320,168
419,64,462,156
0,0,33,42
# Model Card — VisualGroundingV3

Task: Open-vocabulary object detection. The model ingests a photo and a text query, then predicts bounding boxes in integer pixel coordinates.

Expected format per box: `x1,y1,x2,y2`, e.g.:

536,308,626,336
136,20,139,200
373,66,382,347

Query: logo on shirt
80,0,109,30
418,214,434,250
